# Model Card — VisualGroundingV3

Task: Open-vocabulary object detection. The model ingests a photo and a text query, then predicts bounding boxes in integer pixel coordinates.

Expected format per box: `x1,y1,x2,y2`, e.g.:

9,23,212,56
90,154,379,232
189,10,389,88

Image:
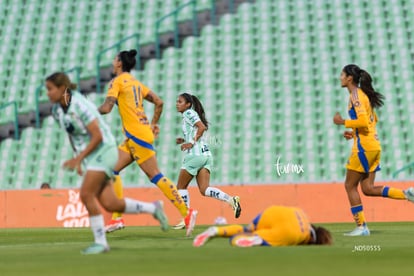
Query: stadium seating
1,0,414,189
0,0,215,123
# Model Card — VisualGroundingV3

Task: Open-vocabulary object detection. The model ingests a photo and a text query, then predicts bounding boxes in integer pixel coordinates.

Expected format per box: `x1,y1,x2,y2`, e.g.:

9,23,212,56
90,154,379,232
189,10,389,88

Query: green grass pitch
0,222,413,276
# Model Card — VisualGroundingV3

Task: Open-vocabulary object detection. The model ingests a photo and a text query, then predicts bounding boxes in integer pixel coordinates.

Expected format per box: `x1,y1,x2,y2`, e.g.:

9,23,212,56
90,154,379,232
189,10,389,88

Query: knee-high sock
151,173,188,217
351,204,366,227
89,215,108,247
382,186,406,199
124,198,155,214
112,174,124,220
178,189,190,208
216,225,245,237
205,187,232,204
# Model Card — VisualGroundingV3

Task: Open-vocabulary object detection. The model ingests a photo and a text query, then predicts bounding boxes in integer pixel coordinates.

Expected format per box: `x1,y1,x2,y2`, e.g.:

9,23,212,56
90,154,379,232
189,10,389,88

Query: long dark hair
180,93,209,129
118,49,137,72
343,64,384,109
311,224,333,245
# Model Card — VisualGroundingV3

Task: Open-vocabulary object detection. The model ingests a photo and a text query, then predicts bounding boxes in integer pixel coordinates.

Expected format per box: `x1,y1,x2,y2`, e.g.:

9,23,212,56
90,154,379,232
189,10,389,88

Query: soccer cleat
230,234,263,247
343,226,370,236
231,196,242,218
105,218,125,233
153,200,169,232
404,187,414,203
184,208,198,237
193,227,217,247
81,243,109,255
172,220,186,230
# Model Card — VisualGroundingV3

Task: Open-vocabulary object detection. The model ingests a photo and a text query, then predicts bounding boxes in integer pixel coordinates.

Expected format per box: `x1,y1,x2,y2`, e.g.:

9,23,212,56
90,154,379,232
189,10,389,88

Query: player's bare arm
98,96,117,114
145,91,163,125
181,121,207,150
63,119,103,176
193,121,206,142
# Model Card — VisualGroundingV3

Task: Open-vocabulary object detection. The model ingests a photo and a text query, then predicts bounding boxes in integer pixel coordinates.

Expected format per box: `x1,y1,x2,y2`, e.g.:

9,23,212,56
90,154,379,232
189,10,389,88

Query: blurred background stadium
0,0,413,190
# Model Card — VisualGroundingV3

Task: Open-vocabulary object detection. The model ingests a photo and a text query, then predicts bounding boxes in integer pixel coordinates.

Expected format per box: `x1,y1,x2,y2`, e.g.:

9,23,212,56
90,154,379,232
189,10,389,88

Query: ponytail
342,64,385,109
191,95,209,129
359,69,384,109
179,93,209,129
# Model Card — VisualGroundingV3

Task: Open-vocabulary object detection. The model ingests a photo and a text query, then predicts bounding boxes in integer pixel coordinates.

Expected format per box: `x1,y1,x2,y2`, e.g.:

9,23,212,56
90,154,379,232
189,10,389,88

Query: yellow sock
216,225,245,237
350,205,366,227
382,186,406,199
151,173,188,217
112,175,124,220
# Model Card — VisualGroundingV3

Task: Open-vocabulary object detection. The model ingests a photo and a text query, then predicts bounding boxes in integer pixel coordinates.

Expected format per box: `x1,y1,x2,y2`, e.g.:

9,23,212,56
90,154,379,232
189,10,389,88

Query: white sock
208,226,218,236
124,198,155,214
205,187,231,203
178,189,190,208
89,215,108,247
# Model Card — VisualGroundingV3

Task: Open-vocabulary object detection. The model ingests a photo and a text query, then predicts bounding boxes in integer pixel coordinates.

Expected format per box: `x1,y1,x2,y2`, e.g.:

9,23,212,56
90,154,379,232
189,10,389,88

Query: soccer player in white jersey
46,72,169,254
173,93,241,229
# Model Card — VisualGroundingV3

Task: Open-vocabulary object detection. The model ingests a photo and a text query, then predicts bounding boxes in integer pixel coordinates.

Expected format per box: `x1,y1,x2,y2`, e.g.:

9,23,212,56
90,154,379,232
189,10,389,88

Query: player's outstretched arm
98,96,117,115
193,225,246,247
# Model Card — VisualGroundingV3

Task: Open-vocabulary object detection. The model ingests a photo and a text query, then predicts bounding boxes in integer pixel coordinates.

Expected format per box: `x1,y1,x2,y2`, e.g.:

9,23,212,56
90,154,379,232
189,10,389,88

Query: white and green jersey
52,91,116,158
182,109,211,156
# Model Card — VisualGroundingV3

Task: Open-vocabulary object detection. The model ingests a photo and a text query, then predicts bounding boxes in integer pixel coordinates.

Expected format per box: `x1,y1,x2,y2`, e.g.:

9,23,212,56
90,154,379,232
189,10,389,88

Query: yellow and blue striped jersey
106,73,153,143
345,88,381,152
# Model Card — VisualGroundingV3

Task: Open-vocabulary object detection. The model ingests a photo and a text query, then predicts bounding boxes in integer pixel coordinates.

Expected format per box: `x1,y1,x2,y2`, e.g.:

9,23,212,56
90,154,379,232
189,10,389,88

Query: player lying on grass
193,205,332,247
46,72,169,254
172,93,241,230
333,64,414,236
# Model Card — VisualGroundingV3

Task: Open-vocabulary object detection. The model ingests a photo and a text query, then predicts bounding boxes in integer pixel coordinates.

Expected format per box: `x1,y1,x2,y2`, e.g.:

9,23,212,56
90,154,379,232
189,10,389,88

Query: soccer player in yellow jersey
333,64,414,236
193,205,332,247
98,49,197,236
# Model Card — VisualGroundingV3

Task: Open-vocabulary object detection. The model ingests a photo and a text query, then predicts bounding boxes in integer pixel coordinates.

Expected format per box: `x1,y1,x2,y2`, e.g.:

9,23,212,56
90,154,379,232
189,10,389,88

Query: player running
46,72,168,254
193,205,332,247
333,64,414,236
172,93,241,230
98,49,197,236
